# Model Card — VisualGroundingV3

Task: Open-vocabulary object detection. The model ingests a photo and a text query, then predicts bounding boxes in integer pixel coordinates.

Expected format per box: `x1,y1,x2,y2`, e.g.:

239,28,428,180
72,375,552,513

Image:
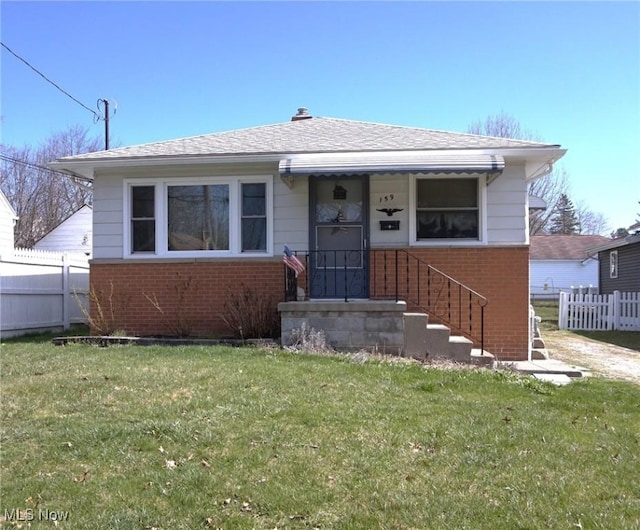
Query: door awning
279,152,505,177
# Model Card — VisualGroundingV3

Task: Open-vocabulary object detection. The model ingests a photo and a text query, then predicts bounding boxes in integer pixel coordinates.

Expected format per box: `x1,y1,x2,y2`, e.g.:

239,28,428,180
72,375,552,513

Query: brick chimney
291,107,312,121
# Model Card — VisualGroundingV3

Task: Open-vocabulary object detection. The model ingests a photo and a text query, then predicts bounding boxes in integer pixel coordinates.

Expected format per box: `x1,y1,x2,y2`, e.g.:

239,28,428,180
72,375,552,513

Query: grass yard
532,300,640,351
1,336,640,529
531,300,561,332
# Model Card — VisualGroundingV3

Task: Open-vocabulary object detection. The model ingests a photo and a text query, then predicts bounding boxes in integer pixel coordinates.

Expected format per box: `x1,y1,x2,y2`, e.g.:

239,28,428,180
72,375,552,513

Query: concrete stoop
470,348,495,367
403,312,486,364
531,348,550,360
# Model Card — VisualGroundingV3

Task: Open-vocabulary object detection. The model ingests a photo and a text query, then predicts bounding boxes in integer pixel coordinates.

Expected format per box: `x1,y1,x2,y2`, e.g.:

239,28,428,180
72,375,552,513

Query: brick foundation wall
89,260,284,338
90,246,530,360
370,246,530,361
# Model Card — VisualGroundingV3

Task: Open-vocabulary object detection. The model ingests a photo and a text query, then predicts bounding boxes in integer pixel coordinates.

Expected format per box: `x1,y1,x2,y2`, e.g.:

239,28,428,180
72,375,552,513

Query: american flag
283,245,305,277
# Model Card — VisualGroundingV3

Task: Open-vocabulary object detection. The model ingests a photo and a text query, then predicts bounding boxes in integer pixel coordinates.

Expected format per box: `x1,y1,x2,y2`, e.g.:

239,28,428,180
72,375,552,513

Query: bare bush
221,283,280,339
76,280,131,336
144,273,197,337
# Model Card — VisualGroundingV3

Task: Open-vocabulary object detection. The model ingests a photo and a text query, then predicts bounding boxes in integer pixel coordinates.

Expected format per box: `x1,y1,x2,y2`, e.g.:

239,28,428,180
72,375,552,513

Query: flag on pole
283,245,305,277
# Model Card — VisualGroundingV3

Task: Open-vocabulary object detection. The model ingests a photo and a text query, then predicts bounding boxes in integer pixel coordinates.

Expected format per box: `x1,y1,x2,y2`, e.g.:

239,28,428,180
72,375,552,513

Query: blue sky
1,1,639,231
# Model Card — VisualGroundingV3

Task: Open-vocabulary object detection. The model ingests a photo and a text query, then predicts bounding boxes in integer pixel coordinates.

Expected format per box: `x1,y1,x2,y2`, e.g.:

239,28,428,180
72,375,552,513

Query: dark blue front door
309,176,369,299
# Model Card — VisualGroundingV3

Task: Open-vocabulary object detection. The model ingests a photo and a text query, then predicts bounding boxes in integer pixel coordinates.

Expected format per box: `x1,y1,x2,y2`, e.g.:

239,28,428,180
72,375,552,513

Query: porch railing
283,249,488,352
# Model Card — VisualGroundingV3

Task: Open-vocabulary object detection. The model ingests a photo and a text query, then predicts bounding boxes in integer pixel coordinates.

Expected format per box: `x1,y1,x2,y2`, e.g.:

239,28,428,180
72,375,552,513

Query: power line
1,41,102,121
0,153,93,184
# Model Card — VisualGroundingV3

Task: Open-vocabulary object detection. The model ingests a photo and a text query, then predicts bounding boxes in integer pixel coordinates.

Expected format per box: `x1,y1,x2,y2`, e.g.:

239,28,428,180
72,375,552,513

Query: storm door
309,175,369,299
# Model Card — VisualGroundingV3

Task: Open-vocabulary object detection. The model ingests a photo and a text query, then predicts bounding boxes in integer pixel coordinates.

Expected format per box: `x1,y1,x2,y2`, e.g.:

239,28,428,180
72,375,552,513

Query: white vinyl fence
559,291,640,331
0,248,90,338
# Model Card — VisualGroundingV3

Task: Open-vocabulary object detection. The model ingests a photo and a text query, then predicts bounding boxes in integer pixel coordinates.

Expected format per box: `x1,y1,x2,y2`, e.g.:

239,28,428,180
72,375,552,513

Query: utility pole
104,99,109,150
97,98,116,150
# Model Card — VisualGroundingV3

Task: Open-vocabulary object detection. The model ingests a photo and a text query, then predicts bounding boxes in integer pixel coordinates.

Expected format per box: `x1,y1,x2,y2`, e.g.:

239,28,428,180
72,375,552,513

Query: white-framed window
124,176,272,258
410,175,485,244
610,250,618,279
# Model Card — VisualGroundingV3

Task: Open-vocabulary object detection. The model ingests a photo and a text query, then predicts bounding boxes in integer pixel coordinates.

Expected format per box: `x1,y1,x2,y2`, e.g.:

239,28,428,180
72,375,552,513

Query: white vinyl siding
34,205,93,256
485,165,528,245
92,176,124,259
369,175,409,247
273,175,308,251
0,193,16,251
530,259,600,298
89,160,532,260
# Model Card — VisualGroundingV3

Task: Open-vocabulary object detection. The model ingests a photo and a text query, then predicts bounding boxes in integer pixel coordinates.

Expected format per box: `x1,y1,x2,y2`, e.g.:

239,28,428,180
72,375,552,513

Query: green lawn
532,299,640,351
531,300,561,331
1,335,639,529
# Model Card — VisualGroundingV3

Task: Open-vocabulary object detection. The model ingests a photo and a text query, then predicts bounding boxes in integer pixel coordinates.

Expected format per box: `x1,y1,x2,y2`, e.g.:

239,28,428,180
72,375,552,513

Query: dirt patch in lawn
542,330,640,385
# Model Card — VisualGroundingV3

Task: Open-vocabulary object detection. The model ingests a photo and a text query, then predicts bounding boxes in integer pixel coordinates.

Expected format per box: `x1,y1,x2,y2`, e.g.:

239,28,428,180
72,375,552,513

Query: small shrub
221,282,280,339
144,272,197,338
76,280,131,336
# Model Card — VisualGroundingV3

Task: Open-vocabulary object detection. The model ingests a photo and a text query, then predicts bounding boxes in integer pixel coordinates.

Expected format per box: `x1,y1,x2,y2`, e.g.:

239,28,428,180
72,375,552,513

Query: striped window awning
279,152,505,177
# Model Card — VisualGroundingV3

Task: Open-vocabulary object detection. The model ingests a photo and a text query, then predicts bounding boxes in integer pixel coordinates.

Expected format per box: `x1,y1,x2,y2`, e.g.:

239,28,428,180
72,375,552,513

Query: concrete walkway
500,359,591,385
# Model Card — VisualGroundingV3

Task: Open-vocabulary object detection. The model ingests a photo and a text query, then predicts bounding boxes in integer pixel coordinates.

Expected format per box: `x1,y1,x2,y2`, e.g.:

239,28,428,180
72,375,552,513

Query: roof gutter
48,153,287,181
586,233,640,253
49,146,567,182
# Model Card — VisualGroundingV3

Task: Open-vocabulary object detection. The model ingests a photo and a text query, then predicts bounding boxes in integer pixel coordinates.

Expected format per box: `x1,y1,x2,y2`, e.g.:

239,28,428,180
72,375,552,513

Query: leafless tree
467,111,541,142
1,125,101,247
575,200,608,235
528,167,571,235
467,112,606,235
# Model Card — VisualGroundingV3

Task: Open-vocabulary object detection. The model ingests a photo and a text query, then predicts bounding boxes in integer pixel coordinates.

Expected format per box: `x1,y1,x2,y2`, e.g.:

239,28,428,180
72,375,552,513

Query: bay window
127,177,271,257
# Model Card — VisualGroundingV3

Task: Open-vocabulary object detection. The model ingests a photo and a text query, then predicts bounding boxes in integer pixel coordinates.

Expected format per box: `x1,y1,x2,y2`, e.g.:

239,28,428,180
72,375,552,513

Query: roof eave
49,145,567,181
48,153,287,180
587,233,640,253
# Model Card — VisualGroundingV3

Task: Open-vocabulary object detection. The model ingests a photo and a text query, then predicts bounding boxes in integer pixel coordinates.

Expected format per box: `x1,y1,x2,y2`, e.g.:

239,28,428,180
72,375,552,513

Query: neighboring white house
0,189,17,252
0,197,92,337
34,204,93,257
530,234,611,299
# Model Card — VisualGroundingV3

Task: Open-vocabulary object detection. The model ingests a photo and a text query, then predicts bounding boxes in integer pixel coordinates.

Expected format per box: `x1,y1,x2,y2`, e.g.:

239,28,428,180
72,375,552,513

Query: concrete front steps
403,312,493,365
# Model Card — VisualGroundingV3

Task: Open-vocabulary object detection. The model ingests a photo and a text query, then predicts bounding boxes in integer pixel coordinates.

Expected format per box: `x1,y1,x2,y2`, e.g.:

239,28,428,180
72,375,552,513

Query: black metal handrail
283,248,488,353
371,249,487,353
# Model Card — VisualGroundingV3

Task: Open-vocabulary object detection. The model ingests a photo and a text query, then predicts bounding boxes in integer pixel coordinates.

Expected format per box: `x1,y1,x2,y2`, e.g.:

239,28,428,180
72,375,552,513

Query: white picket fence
559,291,640,331
0,248,90,338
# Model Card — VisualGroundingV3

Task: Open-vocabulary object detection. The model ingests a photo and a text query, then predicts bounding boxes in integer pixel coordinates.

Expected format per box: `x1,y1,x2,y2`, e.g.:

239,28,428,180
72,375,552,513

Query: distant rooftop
530,235,611,260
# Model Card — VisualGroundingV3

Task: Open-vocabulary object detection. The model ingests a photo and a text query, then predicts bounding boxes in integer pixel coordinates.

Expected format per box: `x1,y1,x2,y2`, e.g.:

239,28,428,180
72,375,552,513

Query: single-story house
34,204,93,257
592,231,640,294
50,108,566,361
0,189,18,252
530,234,610,299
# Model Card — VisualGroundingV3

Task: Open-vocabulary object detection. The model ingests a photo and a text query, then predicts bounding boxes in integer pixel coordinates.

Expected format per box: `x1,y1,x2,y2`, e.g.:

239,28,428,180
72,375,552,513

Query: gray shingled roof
530,235,612,260
58,116,559,162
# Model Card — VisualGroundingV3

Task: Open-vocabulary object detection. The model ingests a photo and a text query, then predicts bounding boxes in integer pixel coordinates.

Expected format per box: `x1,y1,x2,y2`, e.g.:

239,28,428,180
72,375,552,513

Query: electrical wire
1,41,102,121
0,153,94,184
